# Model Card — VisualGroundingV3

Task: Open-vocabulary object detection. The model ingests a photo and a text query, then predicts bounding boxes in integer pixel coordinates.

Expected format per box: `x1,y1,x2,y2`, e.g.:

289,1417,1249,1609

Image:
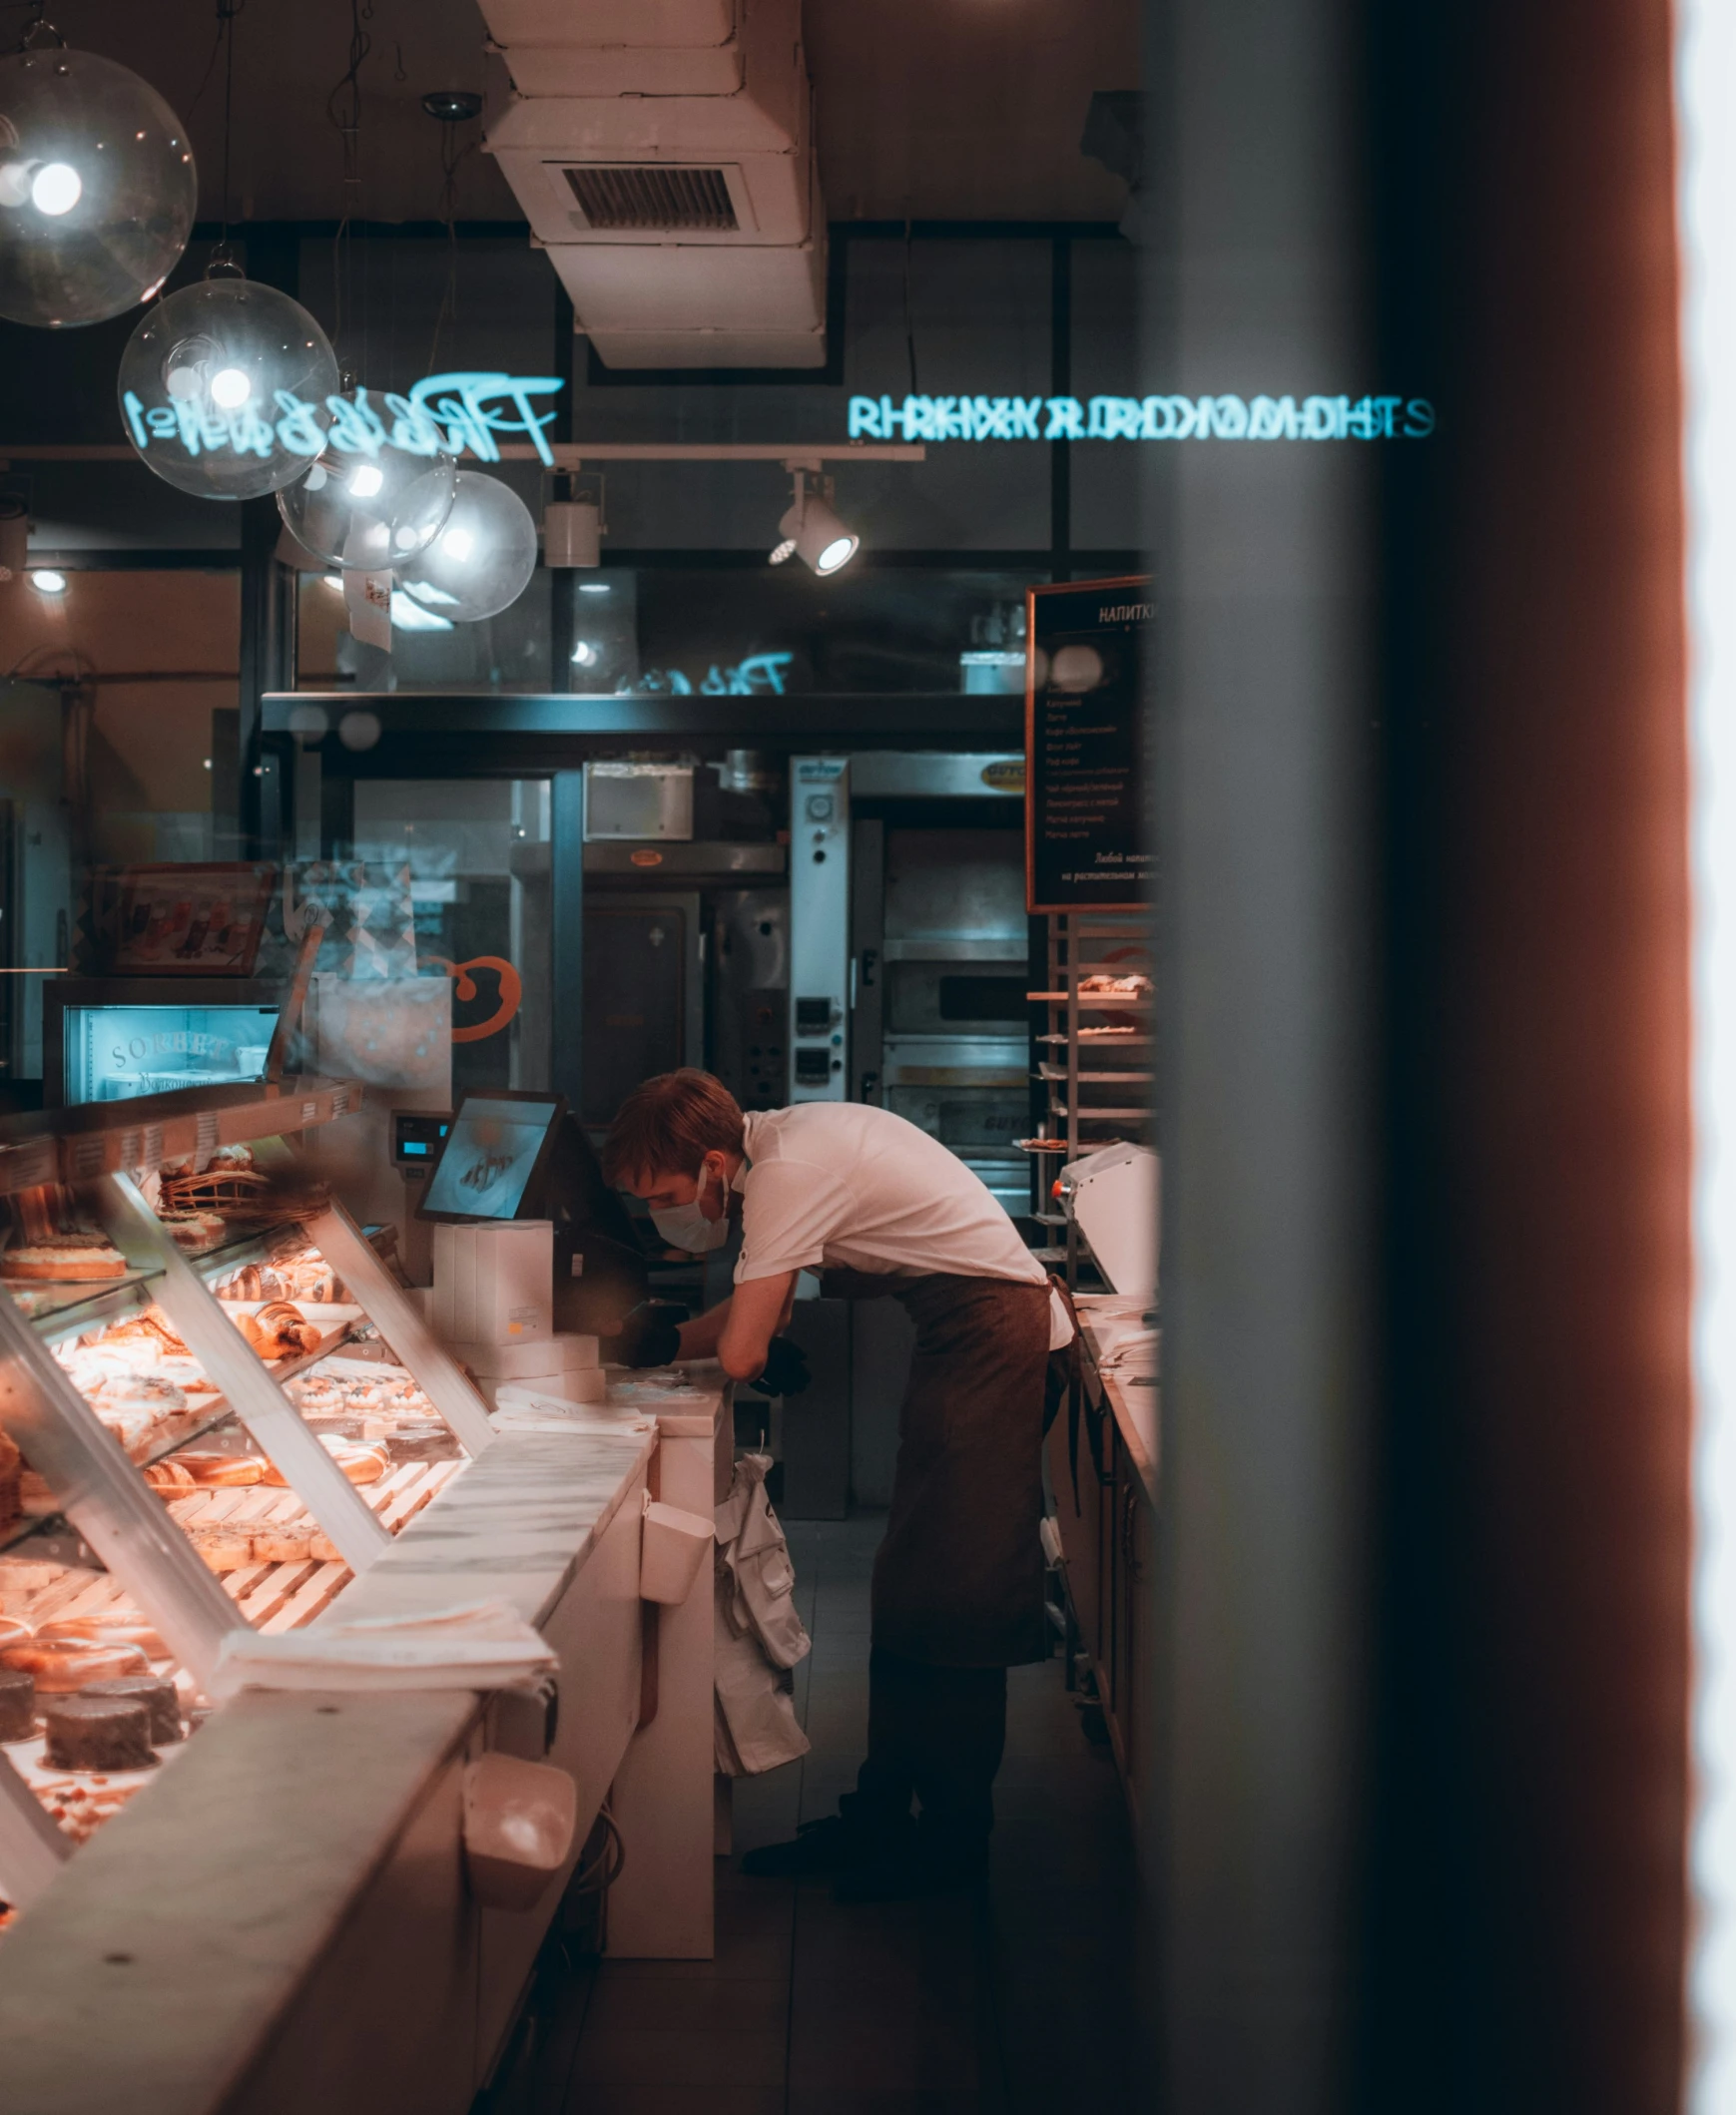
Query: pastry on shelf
0,1668,34,1742
262,1435,388,1487
0,1233,127,1282
186,1523,253,1572
249,1520,340,1565
170,1451,265,1488
42,1693,156,1772
143,1459,199,1495
156,1210,229,1255
237,1301,322,1359
83,1674,181,1743
39,1615,168,1660
0,1636,151,1691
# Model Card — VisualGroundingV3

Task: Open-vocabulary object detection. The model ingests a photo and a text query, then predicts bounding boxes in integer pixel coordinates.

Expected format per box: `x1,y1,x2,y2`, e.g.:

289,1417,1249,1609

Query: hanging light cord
903,214,919,396
218,0,242,256
426,113,479,376
327,0,373,365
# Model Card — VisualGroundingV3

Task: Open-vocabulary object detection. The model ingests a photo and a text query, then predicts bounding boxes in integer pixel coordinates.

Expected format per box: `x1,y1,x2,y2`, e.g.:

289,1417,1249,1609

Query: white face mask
649,1162,731,1253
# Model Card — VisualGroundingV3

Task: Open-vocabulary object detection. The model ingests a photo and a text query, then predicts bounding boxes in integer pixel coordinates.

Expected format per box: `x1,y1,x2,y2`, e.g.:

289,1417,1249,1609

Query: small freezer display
416,1092,566,1223
64,1003,282,1104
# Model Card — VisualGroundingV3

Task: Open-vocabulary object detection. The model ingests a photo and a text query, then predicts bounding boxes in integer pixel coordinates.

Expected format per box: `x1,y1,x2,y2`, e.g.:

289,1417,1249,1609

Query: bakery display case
0,1074,497,1913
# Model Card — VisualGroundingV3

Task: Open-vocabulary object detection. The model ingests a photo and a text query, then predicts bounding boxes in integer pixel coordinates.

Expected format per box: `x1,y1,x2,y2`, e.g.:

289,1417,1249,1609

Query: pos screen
415,1091,566,1223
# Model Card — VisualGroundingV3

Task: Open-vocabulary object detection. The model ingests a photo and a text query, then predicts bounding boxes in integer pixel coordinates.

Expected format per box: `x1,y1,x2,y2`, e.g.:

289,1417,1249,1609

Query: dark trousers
817,1271,1051,1858
850,1646,1009,1851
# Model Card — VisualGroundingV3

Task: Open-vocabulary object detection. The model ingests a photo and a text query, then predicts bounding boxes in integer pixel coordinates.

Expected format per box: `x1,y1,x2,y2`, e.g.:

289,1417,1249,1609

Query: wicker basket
159,1169,331,1224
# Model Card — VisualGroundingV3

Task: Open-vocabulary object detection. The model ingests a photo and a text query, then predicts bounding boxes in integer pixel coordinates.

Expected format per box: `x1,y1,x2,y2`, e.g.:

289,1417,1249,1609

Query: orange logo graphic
426,955,523,1043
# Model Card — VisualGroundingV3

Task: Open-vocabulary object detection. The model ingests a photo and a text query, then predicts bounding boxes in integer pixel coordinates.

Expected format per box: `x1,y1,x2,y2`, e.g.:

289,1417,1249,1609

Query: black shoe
831,1840,989,1904
740,1812,912,1878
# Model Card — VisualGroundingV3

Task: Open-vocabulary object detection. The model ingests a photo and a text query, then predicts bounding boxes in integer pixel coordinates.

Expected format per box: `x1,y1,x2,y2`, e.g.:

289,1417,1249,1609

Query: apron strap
1047,1271,1087,1516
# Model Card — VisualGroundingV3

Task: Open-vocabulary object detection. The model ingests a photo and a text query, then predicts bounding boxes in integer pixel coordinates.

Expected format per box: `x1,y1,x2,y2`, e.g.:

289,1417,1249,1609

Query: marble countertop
0,1376,728,2115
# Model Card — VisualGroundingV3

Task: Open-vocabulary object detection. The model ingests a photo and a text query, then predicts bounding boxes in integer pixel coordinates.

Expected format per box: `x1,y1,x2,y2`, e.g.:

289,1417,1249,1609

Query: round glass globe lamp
394,472,538,622
277,430,457,571
0,43,197,327
117,274,339,500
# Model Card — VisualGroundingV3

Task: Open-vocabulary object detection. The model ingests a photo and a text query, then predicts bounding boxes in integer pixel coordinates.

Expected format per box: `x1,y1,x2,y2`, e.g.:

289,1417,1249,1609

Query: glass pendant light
116,264,340,501
277,408,457,572
394,472,539,622
0,24,197,327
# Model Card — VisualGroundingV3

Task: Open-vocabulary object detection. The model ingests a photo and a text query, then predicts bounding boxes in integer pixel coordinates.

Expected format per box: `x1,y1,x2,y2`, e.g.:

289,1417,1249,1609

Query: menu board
1024,577,1152,913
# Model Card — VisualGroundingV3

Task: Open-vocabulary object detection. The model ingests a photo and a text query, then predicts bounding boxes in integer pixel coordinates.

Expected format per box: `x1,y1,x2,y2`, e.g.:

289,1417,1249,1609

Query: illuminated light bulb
579,581,611,594
570,640,599,667
768,538,797,566
393,472,538,623
0,48,197,326
119,276,338,500
775,476,860,576
29,162,80,216
30,569,67,593
319,574,344,593
277,424,454,571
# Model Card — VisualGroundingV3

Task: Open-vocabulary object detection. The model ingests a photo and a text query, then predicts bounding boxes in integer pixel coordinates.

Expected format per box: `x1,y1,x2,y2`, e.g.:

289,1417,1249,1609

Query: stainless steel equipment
789,757,851,1102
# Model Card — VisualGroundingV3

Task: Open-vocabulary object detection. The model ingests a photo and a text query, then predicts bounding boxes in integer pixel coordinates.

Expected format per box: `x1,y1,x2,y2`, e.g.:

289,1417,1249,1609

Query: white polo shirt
733,1103,1073,1349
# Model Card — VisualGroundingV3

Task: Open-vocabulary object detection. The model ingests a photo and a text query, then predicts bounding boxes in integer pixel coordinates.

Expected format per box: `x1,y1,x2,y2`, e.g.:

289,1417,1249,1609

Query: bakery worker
604,1067,1073,1900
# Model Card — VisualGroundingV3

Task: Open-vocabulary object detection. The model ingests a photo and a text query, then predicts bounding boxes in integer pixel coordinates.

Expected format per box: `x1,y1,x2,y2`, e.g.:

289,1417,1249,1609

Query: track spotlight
770,468,859,575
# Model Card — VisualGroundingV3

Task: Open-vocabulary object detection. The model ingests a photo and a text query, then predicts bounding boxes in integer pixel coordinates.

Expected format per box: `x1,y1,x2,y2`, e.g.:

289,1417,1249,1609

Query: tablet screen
418,1095,562,1221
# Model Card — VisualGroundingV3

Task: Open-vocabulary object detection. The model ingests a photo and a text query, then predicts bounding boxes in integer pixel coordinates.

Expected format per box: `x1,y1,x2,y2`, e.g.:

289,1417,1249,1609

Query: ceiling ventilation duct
478,0,826,370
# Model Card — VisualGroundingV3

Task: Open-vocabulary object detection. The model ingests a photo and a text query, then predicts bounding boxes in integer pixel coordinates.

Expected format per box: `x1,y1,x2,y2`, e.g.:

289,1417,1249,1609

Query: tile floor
482,1516,1146,2115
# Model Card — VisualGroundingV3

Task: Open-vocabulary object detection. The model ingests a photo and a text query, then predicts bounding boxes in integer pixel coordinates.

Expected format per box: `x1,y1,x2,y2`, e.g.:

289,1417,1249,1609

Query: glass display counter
0,1077,496,1912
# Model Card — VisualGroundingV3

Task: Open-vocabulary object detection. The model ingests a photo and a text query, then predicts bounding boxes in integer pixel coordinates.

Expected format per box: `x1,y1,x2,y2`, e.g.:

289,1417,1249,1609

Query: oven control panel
789,757,850,1101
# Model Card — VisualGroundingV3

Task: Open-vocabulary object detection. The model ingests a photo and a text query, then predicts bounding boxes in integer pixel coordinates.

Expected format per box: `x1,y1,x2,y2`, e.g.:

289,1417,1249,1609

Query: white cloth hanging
713,1451,812,1775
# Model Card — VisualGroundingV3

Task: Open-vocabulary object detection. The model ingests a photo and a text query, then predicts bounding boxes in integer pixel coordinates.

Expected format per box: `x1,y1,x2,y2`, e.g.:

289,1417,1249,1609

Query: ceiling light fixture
29,567,66,593
393,471,538,622
0,28,198,328
277,413,456,571
771,464,860,575
118,265,340,500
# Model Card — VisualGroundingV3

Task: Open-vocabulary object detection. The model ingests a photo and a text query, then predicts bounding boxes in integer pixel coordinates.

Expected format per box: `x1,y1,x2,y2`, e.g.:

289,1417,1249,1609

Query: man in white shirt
604,1068,1072,1900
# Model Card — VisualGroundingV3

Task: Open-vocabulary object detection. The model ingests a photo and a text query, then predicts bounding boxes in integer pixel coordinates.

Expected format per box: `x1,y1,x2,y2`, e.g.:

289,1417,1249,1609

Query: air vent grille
563,165,739,233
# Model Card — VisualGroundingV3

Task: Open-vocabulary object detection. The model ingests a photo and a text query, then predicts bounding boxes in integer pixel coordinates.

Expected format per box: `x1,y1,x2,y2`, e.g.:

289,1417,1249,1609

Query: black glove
614,1301,688,1369
757,1335,811,1397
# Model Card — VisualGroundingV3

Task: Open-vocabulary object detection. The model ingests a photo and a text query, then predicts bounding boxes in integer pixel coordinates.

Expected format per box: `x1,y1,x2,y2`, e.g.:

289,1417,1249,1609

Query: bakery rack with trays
1024,913,1156,1289
0,1077,499,1914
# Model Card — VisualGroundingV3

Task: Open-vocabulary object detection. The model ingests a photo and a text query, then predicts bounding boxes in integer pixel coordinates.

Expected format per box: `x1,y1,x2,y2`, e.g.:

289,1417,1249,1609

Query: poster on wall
1024,576,1153,914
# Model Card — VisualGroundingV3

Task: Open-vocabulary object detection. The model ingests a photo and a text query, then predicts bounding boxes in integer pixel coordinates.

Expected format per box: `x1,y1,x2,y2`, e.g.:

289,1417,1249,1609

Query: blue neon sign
847,392,1436,441
636,652,796,697
120,371,565,468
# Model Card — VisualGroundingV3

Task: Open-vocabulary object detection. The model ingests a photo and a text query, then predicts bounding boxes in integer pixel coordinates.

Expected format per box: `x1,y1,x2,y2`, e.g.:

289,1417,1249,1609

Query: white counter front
0,1372,730,2115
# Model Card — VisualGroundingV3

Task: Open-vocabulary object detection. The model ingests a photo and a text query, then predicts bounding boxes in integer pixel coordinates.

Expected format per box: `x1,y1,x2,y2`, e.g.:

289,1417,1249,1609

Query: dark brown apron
821,1267,1054,1669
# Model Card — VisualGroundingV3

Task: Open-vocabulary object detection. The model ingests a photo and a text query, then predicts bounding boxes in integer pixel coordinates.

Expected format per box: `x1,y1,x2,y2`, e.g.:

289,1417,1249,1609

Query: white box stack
430,1220,605,1404
432,1221,553,1347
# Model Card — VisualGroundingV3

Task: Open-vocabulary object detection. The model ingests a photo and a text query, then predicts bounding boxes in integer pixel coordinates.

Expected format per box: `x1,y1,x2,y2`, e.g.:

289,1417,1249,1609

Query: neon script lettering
121,371,566,468
847,393,1437,442
638,652,795,697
